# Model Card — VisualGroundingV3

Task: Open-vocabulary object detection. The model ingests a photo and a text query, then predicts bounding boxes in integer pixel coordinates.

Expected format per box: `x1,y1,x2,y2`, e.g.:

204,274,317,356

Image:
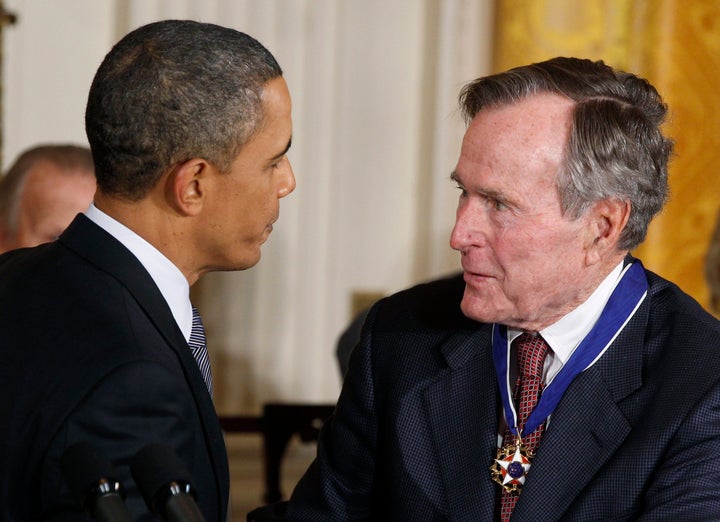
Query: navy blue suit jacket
281,267,720,521
0,215,229,521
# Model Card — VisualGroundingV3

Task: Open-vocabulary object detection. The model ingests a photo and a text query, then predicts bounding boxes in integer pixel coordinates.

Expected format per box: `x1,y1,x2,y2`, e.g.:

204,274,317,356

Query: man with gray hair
0,19,294,521
0,144,95,253
252,57,720,521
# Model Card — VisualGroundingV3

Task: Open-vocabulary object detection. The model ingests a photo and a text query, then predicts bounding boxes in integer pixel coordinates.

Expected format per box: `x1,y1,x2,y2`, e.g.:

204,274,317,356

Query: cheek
235,193,271,229
526,228,587,282
496,224,582,279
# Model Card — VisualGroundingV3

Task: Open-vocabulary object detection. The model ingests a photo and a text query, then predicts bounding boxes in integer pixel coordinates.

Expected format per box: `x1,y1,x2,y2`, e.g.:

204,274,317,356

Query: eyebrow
450,170,509,202
270,137,292,162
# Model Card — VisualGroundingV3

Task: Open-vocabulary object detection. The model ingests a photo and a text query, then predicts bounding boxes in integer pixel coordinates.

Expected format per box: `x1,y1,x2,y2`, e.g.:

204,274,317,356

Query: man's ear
585,198,631,265
165,158,209,216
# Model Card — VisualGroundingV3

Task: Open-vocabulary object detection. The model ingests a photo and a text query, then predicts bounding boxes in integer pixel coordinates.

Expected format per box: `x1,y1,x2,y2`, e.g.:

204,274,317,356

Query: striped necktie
189,306,213,396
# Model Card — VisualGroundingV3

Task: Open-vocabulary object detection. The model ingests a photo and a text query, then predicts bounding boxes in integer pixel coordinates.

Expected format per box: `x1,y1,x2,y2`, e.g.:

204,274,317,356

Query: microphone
131,443,205,522
60,442,133,522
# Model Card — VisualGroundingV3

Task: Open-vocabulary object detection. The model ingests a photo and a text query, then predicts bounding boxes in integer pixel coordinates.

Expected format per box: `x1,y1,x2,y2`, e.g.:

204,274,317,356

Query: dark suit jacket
273,267,720,521
0,214,229,521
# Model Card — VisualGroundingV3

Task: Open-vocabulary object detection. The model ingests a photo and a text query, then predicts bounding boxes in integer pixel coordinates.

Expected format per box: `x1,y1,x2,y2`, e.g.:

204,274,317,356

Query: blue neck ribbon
492,261,648,438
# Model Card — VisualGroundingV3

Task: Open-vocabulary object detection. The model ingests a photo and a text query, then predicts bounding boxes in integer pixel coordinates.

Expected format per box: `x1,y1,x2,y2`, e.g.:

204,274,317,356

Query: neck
517,253,628,332
94,192,198,285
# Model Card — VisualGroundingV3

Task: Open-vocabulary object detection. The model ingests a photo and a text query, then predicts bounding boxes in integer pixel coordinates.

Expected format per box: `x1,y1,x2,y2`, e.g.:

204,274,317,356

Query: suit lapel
425,324,499,522
511,368,631,521
59,215,229,516
512,296,650,521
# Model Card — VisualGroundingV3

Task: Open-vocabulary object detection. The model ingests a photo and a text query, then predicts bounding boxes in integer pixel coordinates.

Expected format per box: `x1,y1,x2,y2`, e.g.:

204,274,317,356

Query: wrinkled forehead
474,91,570,131
463,94,572,164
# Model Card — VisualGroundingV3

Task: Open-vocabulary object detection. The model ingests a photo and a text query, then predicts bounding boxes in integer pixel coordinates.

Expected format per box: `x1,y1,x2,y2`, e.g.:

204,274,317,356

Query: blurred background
1,0,718,420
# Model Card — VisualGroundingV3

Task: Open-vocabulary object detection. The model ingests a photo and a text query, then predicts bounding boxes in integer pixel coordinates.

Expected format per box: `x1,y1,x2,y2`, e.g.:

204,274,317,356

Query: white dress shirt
498,261,627,441
508,260,626,385
85,204,193,342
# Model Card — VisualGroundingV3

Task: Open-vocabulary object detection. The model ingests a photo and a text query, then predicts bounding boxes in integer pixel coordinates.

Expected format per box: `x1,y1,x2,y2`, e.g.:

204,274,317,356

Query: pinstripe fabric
189,306,213,396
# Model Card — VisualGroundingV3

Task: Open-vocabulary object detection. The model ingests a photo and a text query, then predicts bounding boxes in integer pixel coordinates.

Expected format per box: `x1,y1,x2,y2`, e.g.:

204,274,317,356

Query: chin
216,249,261,272
460,295,489,323
460,290,508,325
240,249,263,270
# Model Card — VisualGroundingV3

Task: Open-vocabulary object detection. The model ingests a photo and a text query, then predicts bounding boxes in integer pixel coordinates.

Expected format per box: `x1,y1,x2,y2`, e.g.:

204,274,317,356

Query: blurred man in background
0,143,95,253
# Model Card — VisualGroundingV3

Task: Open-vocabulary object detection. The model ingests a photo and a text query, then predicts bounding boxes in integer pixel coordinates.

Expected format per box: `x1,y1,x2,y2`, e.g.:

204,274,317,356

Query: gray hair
459,57,673,251
85,20,282,200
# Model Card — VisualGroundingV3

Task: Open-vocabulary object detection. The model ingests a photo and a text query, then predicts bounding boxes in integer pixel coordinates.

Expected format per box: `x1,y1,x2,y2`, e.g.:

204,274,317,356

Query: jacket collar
426,324,499,521
424,280,649,521
59,214,229,519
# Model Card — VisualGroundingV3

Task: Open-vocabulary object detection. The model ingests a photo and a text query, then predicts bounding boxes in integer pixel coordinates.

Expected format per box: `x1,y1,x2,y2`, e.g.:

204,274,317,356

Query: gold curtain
494,0,720,314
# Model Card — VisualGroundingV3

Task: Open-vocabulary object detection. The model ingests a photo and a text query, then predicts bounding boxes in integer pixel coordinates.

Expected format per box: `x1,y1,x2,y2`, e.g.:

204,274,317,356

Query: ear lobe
166,158,208,216
585,198,631,265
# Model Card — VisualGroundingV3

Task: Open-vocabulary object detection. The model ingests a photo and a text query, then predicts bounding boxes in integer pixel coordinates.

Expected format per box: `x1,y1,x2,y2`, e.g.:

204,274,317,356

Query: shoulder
355,272,487,381
631,267,720,408
370,272,476,333
645,268,720,345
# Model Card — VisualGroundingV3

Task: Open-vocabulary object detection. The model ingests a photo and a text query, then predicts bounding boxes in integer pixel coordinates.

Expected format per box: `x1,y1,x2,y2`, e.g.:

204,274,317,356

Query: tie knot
516,333,548,379
189,306,206,349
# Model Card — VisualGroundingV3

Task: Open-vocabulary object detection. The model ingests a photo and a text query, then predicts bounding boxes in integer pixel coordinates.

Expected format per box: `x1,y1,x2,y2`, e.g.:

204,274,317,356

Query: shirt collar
84,203,193,341
508,260,625,365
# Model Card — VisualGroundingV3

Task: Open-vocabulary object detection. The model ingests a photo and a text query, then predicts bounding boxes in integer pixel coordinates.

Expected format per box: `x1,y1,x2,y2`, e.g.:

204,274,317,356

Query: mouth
462,268,495,285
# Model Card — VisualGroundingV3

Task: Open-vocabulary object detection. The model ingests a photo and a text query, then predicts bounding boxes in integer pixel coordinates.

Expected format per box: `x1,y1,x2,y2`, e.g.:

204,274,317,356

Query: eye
479,191,509,211
491,198,508,211
271,155,289,170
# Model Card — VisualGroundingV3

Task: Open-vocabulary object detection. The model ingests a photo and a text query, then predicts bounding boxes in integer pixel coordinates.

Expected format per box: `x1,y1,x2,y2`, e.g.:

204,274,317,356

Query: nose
277,158,296,198
450,218,466,252
450,200,482,252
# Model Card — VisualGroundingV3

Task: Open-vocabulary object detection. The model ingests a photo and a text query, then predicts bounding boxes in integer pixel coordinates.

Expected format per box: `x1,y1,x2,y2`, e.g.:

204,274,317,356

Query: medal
490,432,534,494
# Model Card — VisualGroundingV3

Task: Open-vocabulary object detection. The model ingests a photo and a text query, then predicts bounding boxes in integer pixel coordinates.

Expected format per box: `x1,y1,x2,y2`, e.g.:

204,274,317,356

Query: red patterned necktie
499,333,549,521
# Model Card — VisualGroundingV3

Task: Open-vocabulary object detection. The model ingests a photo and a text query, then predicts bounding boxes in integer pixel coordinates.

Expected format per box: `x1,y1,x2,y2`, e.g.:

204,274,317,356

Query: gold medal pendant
490,436,534,494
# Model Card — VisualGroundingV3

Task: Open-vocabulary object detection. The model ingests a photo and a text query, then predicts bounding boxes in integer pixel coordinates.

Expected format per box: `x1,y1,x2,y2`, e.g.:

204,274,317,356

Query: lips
461,260,490,277
266,215,278,232
461,253,496,280
462,266,497,287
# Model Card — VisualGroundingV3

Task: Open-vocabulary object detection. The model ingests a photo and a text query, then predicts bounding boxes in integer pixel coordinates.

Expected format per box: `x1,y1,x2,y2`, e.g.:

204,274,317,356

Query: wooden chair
219,402,335,503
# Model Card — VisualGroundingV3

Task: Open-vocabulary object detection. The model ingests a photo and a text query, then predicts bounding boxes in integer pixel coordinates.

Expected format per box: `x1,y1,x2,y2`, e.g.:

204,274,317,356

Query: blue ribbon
493,261,648,437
